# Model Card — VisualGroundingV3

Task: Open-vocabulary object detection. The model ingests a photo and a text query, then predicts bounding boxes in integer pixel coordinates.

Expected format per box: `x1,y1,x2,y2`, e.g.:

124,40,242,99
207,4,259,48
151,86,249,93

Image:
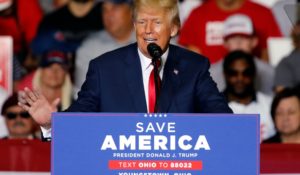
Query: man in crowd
74,0,135,93
0,0,43,88
274,20,300,92
223,51,275,141
32,0,104,75
18,0,232,139
1,94,37,139
0,0,42,60
210,14,274,95
178,0,281,63
34,0,103,53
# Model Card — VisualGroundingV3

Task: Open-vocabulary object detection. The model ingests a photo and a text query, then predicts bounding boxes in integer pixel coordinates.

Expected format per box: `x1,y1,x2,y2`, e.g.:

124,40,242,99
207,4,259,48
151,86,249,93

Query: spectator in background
74,0,135,92
272,0,297,37
178,0,281,63
0,0,43,62
31,0,104,77
1,94,38,139
210,14,274,95
17,51,73,111
223,51,275,141
263,88,300,143
0,0,43,88
178,0,202,25
274,20,300,92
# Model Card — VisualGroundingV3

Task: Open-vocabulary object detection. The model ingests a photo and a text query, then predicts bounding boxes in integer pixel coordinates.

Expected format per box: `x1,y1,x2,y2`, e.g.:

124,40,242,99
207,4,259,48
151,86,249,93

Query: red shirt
0,0,42,53
178,0,282,63
17,71,35,91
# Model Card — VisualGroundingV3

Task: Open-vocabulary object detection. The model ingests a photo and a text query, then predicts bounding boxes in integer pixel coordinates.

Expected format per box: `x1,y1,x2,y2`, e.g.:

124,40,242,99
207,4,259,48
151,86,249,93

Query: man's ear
171,25,179,37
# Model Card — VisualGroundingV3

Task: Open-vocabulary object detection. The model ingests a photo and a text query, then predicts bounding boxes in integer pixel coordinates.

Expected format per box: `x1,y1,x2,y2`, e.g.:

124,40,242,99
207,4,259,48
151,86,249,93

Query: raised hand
18,87,60,129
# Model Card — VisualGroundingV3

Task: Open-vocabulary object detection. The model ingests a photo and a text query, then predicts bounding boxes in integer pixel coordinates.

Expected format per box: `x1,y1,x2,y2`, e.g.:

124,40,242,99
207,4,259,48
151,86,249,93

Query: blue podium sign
52,113,259,175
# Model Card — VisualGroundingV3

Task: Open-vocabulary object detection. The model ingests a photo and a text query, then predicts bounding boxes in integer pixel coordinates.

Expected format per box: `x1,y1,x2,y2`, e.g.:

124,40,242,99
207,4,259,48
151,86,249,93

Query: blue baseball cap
31,30,79,55
39,51,69,69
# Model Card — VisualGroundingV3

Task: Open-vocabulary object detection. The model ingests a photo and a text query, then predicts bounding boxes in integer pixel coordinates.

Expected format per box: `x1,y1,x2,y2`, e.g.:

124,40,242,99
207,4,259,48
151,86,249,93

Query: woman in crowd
263,88,300,143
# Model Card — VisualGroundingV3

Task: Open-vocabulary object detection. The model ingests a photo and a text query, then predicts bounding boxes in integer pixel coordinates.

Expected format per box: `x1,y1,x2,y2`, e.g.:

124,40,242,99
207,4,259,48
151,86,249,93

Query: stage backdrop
52,113,260,175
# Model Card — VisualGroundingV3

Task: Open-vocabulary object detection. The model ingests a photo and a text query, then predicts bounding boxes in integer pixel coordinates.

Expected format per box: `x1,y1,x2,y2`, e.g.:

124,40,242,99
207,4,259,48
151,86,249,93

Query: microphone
147,43,163,59
147,43,162,113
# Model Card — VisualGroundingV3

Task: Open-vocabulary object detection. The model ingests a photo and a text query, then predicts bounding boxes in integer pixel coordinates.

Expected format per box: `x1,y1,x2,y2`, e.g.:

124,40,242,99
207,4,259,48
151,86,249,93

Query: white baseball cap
0,0,12,12
223,14,254,39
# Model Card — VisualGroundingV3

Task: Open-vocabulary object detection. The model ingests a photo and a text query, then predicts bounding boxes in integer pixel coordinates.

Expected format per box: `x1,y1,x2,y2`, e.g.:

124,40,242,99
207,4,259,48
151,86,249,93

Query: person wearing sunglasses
222,50,276,142
1,93,37,139
210,14,274,96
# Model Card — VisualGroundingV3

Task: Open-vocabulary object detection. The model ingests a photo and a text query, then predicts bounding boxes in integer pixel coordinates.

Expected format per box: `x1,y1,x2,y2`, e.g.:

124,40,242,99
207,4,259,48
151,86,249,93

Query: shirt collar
138,46,169,72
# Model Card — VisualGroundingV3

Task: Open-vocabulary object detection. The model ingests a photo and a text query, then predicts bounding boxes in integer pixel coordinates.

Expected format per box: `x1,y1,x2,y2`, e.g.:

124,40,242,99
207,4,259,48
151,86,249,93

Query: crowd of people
0,0,300,144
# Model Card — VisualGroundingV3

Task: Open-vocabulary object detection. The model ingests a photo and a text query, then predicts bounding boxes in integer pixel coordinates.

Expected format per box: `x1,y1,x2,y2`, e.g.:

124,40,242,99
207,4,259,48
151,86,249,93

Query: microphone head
147,43,163,59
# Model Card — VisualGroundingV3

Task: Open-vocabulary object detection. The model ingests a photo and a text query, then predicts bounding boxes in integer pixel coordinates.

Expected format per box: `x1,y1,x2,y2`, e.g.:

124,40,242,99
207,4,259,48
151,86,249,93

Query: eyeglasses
5,112,31,120
226,68,254,77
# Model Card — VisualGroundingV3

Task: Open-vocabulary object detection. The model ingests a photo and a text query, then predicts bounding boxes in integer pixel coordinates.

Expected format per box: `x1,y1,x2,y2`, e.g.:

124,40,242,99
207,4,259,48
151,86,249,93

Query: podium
52,113,260,175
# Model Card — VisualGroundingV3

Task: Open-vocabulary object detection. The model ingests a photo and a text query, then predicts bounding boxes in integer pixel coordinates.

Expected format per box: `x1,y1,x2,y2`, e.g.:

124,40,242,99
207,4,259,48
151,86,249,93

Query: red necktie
148,59,161,113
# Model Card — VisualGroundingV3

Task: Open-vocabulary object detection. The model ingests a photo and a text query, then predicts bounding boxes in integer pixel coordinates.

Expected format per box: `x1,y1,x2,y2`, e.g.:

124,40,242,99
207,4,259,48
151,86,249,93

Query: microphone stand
152,57,161,113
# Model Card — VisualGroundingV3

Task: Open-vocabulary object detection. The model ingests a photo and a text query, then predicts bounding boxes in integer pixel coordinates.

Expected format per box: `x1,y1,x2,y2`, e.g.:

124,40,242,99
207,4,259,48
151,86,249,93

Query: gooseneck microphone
147,43,163,113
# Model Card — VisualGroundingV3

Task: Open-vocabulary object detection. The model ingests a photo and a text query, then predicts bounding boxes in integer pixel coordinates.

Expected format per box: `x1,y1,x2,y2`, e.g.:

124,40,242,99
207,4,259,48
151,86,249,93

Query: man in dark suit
18,0,232,136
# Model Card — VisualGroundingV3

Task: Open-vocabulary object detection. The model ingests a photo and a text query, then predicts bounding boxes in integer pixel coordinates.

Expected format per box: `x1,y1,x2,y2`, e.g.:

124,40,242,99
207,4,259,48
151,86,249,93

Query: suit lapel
123,43,148,112
159,45,182,112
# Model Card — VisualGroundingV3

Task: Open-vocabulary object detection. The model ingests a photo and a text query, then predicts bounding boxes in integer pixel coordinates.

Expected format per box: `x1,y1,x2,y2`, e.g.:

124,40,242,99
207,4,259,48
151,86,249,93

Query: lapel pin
173,69,179,75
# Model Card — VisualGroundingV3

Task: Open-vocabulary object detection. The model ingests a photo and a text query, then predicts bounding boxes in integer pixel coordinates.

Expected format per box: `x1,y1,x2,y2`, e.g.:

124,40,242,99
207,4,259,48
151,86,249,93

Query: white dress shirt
138,47,168,112
41,46,169,138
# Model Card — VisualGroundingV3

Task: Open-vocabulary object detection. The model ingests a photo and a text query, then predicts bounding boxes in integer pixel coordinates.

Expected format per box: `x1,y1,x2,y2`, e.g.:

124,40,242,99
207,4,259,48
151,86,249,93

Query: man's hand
18,87,60,129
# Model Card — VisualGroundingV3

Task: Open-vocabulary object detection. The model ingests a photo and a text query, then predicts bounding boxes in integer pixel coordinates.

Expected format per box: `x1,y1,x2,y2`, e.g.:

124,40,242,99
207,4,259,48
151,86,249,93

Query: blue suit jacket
67,43,232,113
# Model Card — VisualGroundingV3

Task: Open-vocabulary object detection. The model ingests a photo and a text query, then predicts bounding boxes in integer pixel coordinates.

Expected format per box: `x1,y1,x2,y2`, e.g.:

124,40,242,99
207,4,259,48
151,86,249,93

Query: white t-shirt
229,92,275,141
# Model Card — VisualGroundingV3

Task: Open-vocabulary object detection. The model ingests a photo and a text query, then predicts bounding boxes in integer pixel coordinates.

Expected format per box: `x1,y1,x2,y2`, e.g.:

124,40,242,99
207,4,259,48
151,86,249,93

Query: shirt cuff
40,126,52,138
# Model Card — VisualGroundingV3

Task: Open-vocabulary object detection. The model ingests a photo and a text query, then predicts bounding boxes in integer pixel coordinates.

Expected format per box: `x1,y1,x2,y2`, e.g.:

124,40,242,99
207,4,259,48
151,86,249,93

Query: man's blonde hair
133,0,181,29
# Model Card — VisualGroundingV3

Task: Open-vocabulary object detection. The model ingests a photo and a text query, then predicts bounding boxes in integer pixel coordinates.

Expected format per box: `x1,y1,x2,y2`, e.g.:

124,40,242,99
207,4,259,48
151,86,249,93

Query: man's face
224,35,257,54
102,2,132,38
275,97,300,136
5,105,34,138
225,59,255,97
134,7,178,58
41,63,67,88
